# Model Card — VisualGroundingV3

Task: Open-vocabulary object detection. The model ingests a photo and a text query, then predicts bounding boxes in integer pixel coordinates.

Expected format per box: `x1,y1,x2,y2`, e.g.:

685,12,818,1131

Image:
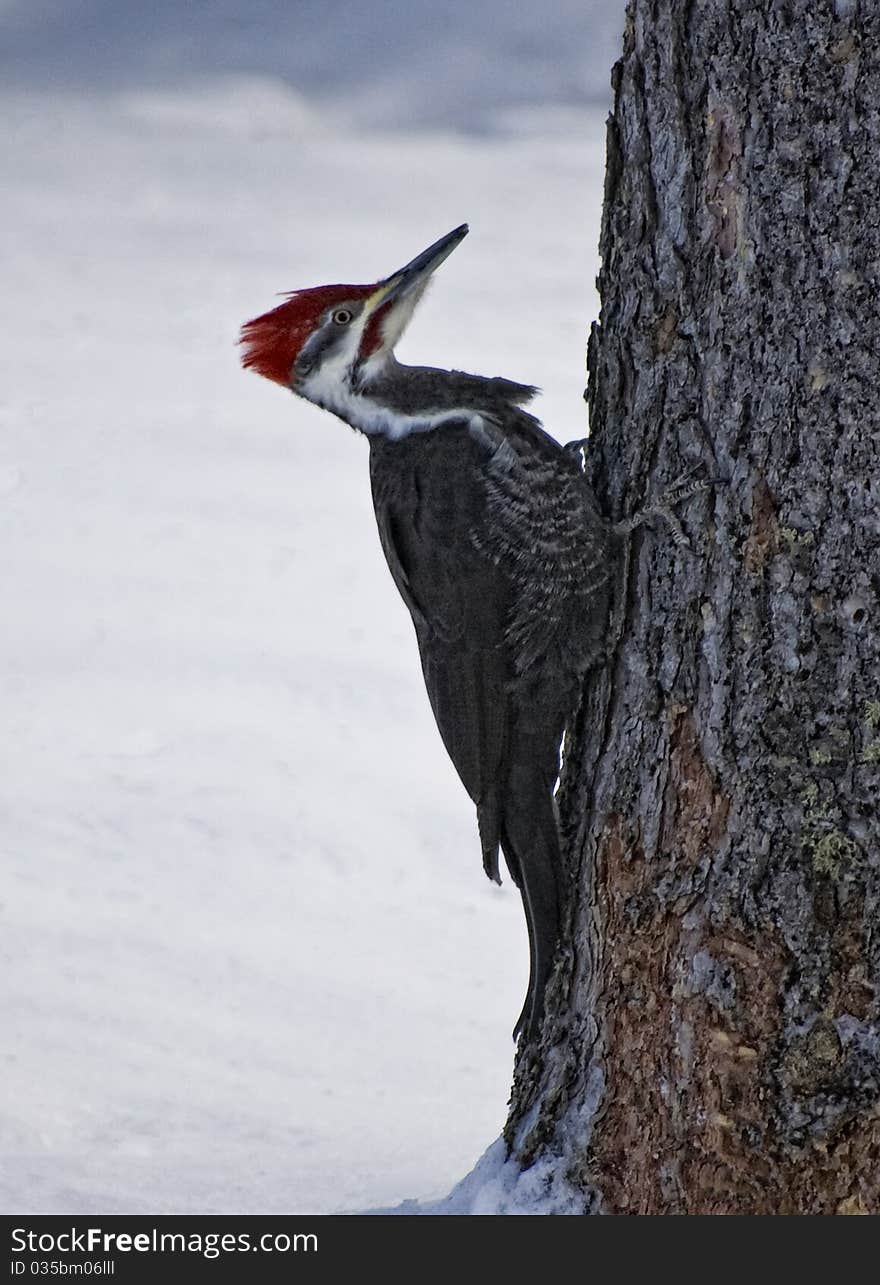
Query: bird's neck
297,355,539,441
297,360,465,440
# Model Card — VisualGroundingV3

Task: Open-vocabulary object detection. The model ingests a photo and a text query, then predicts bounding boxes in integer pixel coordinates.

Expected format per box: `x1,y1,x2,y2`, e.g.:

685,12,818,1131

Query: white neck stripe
300,365,484,441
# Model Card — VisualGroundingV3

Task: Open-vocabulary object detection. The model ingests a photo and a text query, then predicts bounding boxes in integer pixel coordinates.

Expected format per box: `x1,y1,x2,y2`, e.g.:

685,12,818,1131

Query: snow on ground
373,1138,587,1215
0,84,605,1213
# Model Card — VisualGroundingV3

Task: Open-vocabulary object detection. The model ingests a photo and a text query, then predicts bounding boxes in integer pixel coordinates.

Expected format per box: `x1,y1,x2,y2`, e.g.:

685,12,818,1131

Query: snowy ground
0,82,605,1214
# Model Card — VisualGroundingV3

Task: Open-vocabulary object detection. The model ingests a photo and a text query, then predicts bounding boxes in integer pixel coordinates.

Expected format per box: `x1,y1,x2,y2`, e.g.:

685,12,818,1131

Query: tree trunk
505,0,880,1214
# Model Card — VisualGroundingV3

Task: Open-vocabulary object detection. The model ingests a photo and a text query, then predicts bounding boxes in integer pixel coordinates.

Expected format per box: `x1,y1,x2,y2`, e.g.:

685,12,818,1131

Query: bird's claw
613,464,723,549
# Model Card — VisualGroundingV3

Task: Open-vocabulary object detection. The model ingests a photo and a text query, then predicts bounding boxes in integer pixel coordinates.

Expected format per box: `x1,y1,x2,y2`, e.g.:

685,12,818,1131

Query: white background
1,2,620,1213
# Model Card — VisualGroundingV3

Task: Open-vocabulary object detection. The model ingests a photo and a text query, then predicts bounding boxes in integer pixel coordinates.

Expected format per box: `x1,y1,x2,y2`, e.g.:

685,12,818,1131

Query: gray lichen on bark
506,0,880,1213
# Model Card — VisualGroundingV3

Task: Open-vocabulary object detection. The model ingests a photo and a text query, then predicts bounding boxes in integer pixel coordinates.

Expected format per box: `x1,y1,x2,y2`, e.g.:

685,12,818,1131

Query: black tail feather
501,768,563,1042
477,790,503,885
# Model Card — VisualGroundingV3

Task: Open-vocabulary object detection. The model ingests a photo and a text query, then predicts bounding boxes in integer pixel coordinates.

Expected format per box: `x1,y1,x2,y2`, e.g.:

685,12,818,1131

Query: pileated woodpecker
239,225,612,1042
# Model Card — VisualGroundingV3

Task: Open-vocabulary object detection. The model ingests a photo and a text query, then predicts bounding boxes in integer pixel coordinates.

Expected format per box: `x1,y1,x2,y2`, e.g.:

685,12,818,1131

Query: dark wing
470,415,613,682
369,423,514,880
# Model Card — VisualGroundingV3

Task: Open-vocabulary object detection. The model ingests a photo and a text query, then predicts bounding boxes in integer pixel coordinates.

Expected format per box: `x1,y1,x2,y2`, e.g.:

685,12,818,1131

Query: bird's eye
332,308,353,325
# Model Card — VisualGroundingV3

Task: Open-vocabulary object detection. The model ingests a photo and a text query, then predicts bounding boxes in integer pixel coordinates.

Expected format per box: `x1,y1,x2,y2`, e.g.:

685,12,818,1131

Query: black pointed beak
379,224,469,305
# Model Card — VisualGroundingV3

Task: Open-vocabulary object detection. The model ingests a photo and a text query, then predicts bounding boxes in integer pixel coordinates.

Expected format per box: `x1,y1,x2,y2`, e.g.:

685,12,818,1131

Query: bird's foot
614,465,723,550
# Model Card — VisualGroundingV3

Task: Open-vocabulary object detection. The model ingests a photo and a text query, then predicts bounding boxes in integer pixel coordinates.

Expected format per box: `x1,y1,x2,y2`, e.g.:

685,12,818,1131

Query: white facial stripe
300,364,483,440
297,280,447,438
309,285,405,377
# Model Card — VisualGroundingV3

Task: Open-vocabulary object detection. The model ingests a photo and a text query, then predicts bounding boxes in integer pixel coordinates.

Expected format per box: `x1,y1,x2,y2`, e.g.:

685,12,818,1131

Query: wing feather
370,427,510,800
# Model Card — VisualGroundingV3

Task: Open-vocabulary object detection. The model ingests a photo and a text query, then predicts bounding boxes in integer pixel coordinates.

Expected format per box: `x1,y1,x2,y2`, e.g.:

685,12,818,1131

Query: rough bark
505,0,880,1214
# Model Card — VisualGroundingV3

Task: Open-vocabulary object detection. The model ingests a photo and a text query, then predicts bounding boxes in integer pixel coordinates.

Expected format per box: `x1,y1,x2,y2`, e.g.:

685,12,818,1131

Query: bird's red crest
238,283,371,387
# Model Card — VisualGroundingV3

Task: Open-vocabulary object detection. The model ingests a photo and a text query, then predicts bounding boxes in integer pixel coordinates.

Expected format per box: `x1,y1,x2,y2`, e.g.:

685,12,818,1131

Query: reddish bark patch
652,306,678,356
586,819,880,1212
705,104,744,260
661,707,731,863
742,478,779,573
587,804,790,1212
